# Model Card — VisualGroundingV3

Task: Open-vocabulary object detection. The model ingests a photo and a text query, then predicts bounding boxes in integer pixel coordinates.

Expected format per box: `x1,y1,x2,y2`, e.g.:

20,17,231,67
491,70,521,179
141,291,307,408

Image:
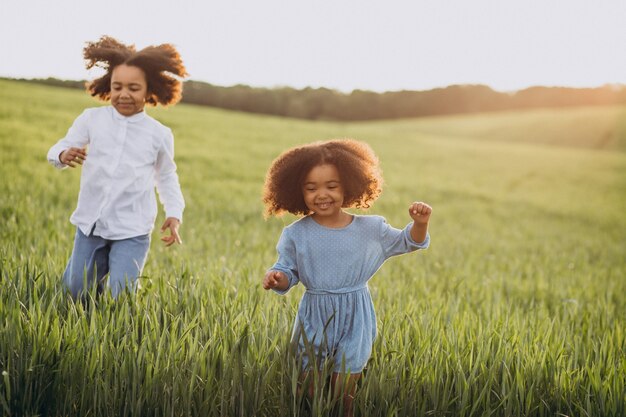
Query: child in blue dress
262,139,431,416
47,36,187,299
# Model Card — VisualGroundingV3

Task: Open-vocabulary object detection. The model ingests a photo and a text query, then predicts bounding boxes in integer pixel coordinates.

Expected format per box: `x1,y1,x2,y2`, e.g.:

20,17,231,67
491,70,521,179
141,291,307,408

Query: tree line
11,77,626,121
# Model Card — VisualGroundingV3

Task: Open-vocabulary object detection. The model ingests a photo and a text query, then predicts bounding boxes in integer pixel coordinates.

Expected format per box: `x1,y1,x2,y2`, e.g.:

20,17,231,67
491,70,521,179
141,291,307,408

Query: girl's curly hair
263,139,383,216
83,36,188,106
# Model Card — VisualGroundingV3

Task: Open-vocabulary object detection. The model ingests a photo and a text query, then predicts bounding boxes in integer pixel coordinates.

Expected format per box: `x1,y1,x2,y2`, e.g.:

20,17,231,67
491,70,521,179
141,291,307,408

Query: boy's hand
263,270,287,290
160,217,182,246
409,201,432,224
60,147,87,168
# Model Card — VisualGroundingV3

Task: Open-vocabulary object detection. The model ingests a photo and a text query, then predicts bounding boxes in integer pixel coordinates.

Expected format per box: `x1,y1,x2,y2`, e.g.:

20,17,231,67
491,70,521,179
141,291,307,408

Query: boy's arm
155,129,184,222
47,109,91,169
57,147,87,168
160,217,182,247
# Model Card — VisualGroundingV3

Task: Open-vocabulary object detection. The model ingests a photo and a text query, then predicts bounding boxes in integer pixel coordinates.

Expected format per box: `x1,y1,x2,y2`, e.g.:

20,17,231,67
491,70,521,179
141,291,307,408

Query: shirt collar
111,106,147,123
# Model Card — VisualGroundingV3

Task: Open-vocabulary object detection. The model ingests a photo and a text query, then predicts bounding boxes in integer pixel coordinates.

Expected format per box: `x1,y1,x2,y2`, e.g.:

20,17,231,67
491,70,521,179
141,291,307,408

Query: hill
9,76,626,121
0,79,624,417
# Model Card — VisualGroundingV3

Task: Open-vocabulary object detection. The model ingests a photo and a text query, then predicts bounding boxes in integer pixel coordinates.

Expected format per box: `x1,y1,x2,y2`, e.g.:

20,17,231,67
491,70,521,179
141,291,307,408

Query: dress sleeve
47,109,91,169
269,228,300,295
379,217,430,259
155,128,185,222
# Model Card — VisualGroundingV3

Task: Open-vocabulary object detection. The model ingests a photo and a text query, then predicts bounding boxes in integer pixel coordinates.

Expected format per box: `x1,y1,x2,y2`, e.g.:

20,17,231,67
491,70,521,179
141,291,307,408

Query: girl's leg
62,228,109,299
331,372,360,417
298,371,316,398
298,371,360,417
107,234,150,298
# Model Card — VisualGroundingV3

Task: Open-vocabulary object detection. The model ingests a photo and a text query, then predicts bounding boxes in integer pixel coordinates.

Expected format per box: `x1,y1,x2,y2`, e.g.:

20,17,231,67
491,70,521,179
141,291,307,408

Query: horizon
6,75,626,96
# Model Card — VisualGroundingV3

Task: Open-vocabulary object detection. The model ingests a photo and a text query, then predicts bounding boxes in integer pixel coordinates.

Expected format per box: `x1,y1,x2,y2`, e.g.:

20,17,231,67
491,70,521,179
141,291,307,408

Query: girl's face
110,64,148,116
302,164,345,219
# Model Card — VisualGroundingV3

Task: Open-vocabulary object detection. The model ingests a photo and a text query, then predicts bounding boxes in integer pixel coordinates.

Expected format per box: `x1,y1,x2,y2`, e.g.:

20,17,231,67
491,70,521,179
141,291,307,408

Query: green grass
1,79,625,416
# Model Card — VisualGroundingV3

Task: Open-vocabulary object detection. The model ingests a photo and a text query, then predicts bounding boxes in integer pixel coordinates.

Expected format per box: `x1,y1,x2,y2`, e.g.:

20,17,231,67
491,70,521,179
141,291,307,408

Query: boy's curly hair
263,139,383,216
83,36,188,106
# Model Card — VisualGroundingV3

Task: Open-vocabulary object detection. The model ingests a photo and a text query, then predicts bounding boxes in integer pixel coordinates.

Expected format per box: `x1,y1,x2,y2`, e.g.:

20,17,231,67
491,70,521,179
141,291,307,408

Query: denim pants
63,227,151,299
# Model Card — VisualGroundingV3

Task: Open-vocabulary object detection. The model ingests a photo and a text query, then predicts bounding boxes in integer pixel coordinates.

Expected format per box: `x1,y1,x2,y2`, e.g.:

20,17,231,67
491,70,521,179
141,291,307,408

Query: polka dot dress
270,215,430,373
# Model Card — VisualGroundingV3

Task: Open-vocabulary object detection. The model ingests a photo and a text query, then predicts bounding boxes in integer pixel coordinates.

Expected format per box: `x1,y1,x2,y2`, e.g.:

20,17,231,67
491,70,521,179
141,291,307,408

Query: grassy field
0,78,624,416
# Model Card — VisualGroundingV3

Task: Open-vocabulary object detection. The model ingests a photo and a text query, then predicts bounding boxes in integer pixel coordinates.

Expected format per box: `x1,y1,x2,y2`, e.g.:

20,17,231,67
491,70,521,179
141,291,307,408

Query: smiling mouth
316,202,333,209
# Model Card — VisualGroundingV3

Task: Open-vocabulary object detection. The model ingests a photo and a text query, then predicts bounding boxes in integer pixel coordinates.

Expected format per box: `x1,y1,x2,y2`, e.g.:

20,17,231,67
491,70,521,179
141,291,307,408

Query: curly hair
83,36,188,106
263,139,383,216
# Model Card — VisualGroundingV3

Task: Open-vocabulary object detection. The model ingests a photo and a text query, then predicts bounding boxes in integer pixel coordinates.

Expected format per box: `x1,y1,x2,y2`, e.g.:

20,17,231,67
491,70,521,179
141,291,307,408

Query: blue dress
270,214,430,373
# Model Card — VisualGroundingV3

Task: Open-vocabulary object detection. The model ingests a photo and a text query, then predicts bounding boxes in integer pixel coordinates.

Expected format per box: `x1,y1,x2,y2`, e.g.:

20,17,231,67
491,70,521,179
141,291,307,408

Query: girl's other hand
160,217,182,246
60,147,87,168
263,270,287,290
409,201,432,224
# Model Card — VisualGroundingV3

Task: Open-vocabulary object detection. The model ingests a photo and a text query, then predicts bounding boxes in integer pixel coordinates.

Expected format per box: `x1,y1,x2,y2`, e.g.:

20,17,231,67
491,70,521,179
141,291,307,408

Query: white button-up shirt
47,106,185,240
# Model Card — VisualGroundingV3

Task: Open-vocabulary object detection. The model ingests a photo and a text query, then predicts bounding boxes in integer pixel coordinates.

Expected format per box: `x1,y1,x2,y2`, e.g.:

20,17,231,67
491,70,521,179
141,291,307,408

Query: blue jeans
63,227,151,299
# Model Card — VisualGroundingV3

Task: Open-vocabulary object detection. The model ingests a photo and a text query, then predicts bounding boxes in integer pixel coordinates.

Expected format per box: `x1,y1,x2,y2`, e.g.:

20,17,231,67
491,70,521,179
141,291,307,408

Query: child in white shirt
47,36,187,299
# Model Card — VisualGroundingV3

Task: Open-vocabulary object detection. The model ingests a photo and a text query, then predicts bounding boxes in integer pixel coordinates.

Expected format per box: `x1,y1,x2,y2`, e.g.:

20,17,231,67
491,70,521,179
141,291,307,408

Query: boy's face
302,164,345,219
110,64,148,116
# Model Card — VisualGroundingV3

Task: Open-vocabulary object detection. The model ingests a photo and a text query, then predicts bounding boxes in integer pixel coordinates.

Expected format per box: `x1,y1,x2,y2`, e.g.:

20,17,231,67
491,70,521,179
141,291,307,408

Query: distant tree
8,77,626,121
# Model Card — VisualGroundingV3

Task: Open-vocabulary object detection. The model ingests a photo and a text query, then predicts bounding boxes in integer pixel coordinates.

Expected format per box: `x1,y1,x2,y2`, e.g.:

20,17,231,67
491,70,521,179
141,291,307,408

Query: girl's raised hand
409,201,432,224
263,270,287,290
60,147,87,168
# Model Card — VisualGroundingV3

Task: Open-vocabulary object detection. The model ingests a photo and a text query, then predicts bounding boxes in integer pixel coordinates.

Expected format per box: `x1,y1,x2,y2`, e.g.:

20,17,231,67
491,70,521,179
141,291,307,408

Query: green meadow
0,78,624,416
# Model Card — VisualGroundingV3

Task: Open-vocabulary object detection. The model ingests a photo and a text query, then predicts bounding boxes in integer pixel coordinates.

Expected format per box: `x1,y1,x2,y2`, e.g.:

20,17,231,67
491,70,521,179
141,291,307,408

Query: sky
1,0,625,93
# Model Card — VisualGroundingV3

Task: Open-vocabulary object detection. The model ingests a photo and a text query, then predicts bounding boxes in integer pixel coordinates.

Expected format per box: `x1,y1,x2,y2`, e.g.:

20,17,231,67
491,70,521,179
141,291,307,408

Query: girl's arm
409,201,432,244
264,228,300,294
262,270,289,291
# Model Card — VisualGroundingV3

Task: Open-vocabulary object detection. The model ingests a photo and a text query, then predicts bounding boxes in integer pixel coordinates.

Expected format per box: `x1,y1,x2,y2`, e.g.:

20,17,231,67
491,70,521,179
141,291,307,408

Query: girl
262,139,432,416
47,36,187,299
